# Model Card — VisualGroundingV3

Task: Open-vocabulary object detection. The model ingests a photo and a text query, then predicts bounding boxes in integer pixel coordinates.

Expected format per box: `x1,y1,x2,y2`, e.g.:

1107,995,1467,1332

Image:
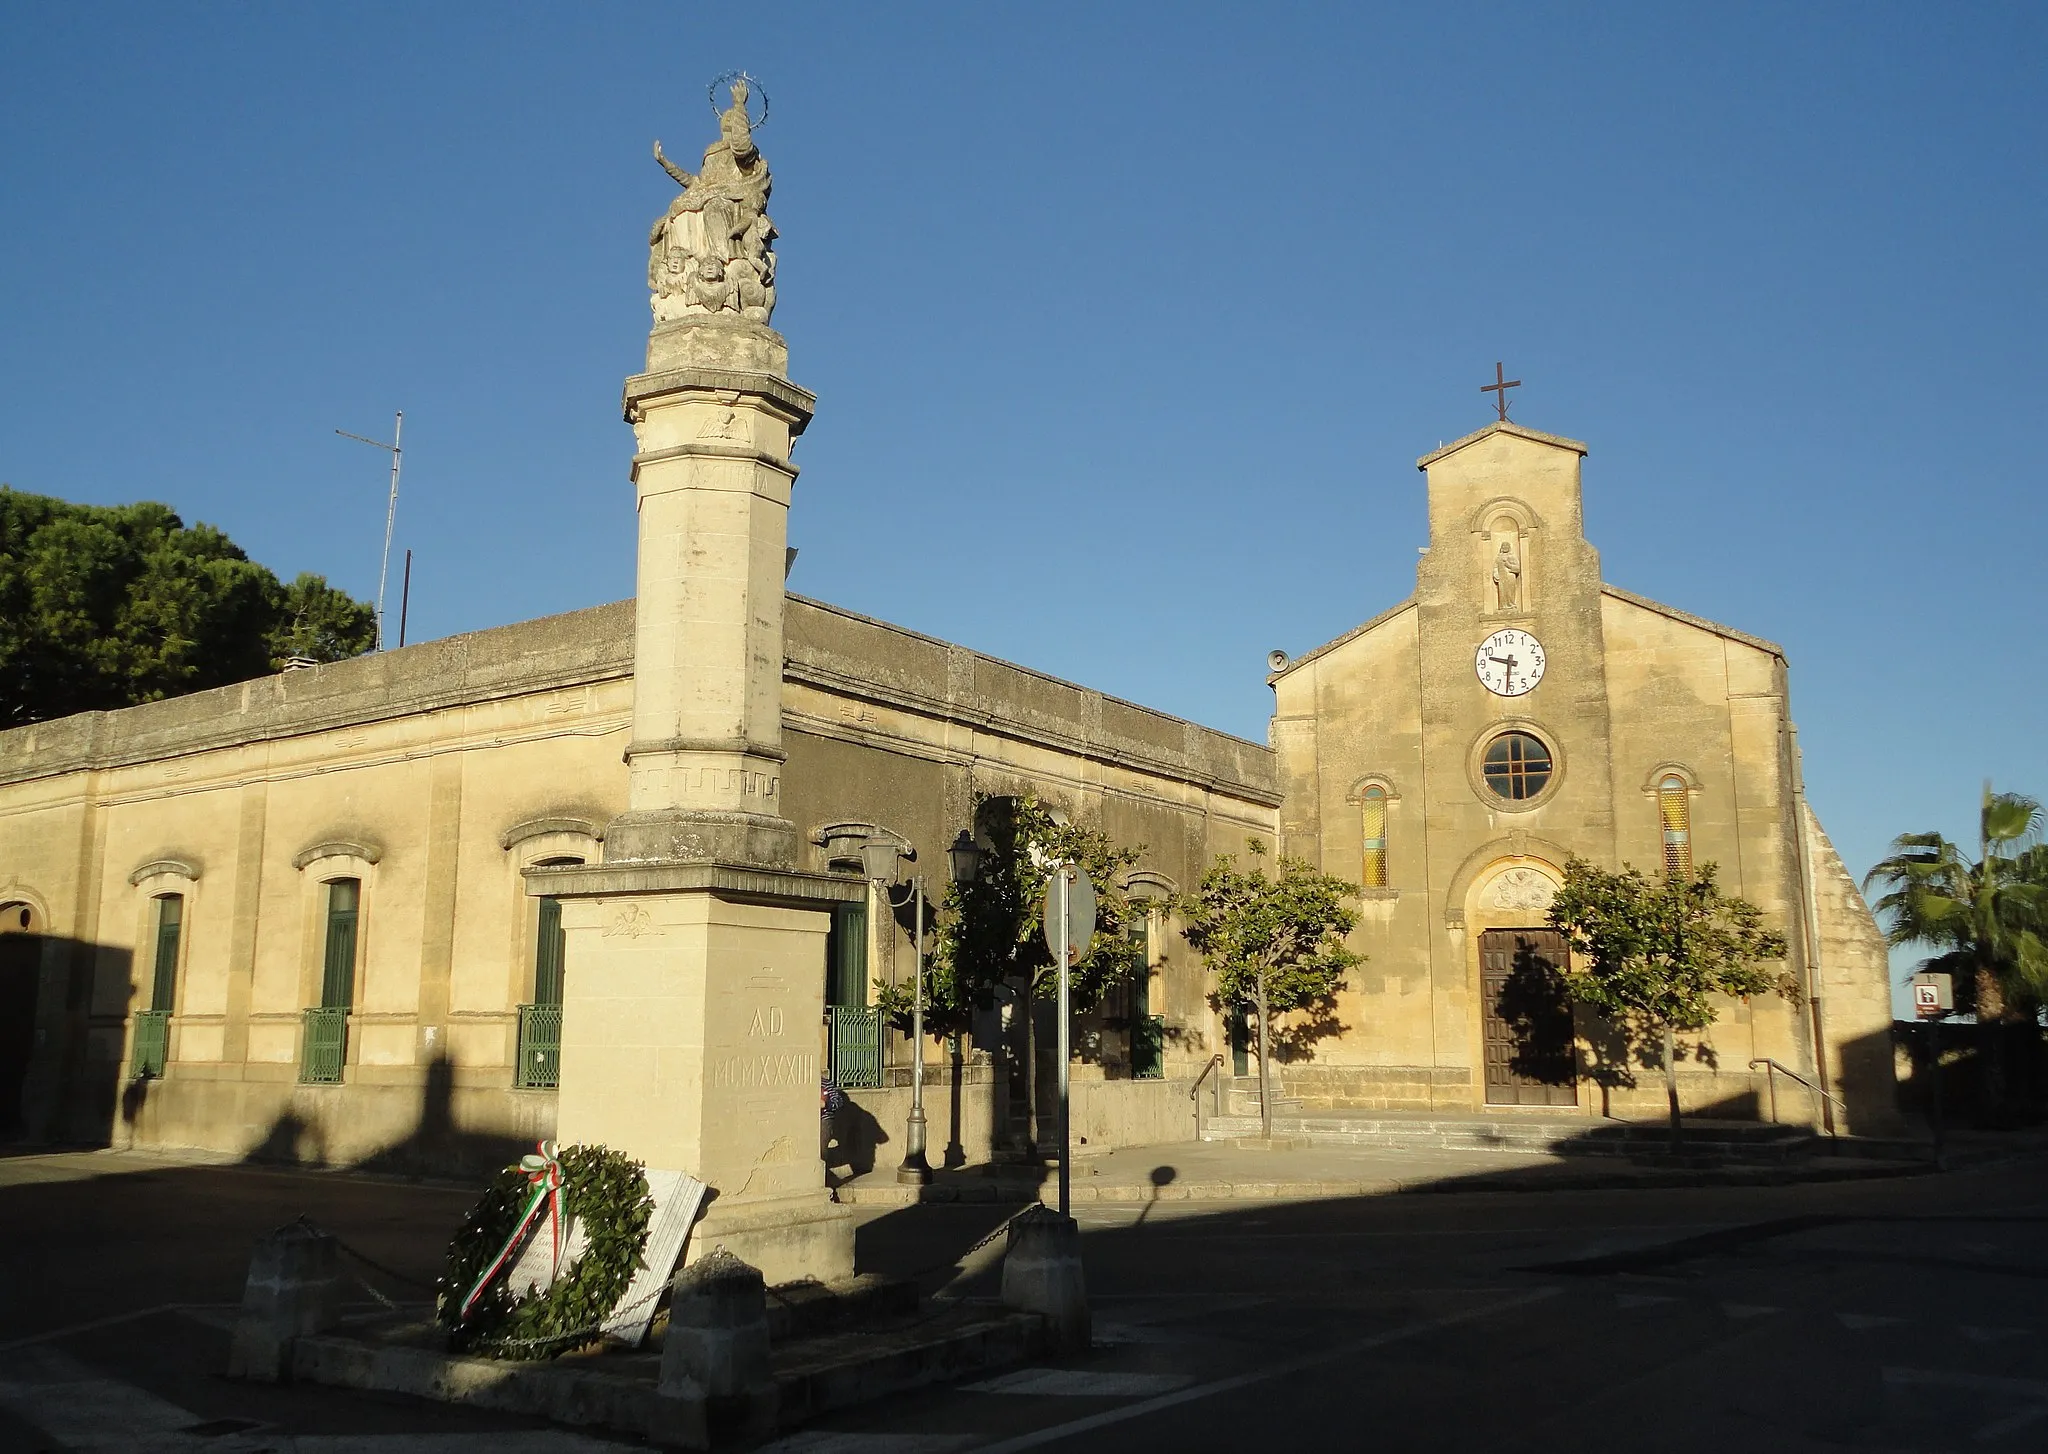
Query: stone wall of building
0,594,1277,1172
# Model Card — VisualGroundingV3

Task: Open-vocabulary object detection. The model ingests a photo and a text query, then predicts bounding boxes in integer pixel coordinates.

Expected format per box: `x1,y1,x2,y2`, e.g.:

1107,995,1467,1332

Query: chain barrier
290,1216,436,1313
468,1280,670,1355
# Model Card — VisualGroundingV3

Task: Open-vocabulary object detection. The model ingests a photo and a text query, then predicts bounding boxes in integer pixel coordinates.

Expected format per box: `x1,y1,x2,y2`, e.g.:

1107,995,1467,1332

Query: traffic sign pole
1056,869,1071,1217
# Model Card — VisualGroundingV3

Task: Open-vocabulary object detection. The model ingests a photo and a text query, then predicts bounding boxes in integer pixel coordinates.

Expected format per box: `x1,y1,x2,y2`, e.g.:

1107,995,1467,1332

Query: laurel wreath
435,1143,654,1359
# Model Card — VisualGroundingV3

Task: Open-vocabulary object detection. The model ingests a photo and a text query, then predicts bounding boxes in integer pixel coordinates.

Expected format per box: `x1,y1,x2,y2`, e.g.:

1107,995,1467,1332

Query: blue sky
3,5,2042,1003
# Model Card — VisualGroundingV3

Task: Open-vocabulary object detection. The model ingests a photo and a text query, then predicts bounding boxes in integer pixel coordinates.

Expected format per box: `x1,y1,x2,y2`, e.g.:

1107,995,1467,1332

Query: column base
603,809,799,870
688,1191,855,1286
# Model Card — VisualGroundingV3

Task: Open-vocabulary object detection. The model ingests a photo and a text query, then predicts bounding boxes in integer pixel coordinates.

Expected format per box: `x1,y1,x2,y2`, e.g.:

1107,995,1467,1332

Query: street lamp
862,837,931,1186
946,830,984,888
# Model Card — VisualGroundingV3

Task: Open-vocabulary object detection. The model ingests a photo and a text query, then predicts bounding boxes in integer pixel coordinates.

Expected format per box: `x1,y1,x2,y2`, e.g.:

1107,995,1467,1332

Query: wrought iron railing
828,1005,884,1089
299,1006,348,1085
1131,1014,1166,1080
516,1002,562,1089
130,1010,170,1079
1749,1057,1846,1132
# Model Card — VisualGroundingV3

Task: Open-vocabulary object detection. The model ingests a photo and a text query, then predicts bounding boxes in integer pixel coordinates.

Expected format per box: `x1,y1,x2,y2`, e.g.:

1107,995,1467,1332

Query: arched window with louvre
1658,775,1693,878
1361,785,1389,888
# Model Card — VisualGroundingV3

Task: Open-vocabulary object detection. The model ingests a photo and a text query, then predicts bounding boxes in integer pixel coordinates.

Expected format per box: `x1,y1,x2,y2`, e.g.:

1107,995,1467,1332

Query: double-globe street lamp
861,828,985,1186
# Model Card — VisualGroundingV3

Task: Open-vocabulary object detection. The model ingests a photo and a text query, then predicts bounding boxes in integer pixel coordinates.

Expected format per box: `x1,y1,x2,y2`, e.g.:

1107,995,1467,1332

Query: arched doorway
1467,865,1579,1109
0,903,45,1135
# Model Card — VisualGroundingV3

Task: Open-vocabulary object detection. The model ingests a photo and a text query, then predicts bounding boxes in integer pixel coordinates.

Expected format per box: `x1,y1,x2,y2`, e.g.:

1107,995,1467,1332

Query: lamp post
860,839,930,1185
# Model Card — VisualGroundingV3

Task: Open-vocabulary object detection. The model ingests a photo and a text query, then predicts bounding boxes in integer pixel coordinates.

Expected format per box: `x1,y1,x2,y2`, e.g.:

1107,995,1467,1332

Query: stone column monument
529,76,862,1284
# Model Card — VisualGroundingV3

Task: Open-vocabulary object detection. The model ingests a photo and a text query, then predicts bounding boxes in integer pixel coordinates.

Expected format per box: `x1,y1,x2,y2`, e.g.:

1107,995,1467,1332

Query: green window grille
516,1002,562,1089
150,894,182,1013
130,1010,170,1079
300,1006,348,1084
320,879,359,1010
827,1005,884,1088
825,899,868,1008
1126,914,1163,1078
534,897,566,1006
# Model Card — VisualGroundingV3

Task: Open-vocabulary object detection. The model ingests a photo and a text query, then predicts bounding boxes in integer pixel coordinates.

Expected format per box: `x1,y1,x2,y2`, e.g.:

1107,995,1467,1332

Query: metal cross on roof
1481,362,1522,422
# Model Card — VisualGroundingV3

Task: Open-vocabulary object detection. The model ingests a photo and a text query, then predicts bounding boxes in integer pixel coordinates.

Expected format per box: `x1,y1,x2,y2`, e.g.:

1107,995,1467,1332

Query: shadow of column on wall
2,931,132,1150
236,1053,542,1183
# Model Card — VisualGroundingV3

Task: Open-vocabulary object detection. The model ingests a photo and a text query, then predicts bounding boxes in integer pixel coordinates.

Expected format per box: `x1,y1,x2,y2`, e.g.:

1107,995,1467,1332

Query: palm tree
1864,786,2048,1115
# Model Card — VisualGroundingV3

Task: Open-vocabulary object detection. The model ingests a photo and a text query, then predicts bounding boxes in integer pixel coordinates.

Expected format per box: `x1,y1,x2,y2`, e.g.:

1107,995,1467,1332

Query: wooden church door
1479,928,1579,1107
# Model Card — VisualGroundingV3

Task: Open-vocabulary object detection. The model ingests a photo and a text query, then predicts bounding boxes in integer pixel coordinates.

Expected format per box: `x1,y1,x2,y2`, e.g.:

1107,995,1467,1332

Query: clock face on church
1475,628,1545,697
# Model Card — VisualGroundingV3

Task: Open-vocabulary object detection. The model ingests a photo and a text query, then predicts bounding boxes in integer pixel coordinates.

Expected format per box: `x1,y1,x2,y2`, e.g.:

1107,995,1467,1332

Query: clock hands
1490,654,1517,690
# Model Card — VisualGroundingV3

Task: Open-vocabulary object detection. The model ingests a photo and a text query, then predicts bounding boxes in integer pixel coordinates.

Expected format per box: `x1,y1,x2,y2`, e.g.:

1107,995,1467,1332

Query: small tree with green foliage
1176,839,1362,1137
882,793,1144,1153
1864,785,2048,1120
1546,857,1788,1147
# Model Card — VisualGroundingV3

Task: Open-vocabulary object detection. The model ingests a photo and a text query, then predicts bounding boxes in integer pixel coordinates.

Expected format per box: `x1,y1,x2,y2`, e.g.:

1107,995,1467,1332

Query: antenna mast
335,410,404,650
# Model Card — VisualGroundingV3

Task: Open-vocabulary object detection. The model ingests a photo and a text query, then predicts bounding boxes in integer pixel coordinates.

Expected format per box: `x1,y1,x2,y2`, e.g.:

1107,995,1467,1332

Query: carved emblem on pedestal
602,903,657,939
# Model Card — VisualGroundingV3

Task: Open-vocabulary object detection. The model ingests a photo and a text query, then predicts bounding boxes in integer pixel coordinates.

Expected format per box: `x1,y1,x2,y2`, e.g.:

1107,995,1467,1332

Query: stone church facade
1269,421,1896,1130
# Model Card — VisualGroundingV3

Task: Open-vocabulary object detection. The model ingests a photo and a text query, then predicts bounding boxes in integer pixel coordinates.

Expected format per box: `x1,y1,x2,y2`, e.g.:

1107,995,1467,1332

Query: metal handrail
1750,1056,1847,1132
1190,1053,1225,1137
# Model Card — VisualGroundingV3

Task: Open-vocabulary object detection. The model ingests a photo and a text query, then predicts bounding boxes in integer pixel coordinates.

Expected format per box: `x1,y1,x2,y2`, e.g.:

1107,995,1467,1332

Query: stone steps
1198,1113,1819,1161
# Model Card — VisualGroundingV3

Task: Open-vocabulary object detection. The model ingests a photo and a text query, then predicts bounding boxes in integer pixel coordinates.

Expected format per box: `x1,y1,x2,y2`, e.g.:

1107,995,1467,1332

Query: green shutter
150,895,183,1013
321,879,359,1010
534,897,566,1006
826,899,868,1008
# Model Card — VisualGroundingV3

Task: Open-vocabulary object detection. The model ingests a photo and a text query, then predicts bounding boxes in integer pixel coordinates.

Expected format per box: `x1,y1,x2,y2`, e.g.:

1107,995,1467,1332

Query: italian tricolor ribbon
459,1139,566,1321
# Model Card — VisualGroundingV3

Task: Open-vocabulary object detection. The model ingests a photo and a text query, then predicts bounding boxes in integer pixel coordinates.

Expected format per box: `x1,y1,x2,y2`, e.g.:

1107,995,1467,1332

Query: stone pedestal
227,1223,342,1382
1001,1206,1089,1354
532,861,864,1285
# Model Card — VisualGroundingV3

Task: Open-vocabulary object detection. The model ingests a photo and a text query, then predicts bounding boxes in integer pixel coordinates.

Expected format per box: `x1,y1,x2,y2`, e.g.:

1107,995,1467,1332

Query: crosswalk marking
0,1347,206,1449
966,1287,1562,1453
964,1369,1195,1397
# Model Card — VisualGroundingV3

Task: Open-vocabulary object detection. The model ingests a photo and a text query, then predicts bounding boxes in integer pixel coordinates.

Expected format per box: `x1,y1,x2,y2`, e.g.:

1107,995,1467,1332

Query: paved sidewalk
831,1135,1933,1206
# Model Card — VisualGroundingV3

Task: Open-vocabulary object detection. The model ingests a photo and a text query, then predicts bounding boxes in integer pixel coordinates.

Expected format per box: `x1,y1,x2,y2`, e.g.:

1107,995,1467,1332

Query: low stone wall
1269,1064,1475,1111
1071,1077,1197,1150
112,1067,556,1179
834,1080,1001,1176
839,1075,1196,1172
1268,1063,1788,1122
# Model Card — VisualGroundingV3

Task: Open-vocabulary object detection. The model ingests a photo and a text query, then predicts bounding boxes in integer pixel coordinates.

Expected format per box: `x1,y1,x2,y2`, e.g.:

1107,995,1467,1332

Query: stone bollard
1001,1204,1089,1354
226,1222,342,1382
654,1247,776,1447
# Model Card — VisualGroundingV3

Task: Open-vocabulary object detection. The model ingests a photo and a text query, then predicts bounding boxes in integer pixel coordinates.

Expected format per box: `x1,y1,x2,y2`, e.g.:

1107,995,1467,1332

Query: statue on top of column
650,75,776,324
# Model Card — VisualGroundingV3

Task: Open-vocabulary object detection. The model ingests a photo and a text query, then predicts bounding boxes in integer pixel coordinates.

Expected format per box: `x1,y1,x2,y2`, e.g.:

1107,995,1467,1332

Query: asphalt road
2,1148,2043,1452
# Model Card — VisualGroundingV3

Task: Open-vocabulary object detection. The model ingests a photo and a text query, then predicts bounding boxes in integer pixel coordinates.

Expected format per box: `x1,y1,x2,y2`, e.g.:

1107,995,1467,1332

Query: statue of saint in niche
650,77,777,323
1493,538,1524,612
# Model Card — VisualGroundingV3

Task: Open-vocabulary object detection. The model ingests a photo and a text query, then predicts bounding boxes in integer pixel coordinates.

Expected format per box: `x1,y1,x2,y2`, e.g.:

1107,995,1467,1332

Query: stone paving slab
289,1302,1047,1448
